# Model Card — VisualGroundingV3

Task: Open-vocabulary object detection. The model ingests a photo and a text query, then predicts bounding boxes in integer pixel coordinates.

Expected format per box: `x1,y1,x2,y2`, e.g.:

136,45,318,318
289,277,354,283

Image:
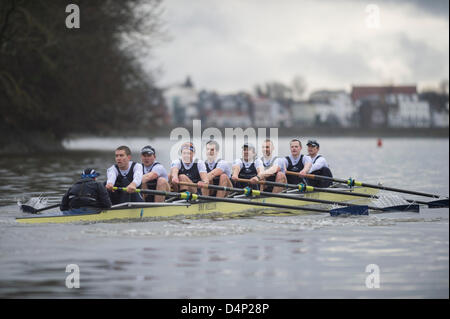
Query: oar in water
237,178,446,209
113,187,369,216
227,180,419,213
20,203,60,214
286,171,448,200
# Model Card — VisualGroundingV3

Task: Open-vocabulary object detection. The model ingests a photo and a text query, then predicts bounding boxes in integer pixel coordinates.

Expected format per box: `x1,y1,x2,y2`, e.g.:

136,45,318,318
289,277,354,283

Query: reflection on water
0,137,448,298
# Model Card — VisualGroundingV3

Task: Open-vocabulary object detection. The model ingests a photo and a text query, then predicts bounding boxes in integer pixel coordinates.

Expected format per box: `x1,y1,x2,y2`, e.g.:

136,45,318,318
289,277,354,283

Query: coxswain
60,168,112,213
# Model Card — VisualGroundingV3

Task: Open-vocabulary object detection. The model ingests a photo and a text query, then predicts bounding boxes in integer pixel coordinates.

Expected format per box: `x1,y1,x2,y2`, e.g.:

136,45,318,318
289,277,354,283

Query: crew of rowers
104,139,333,205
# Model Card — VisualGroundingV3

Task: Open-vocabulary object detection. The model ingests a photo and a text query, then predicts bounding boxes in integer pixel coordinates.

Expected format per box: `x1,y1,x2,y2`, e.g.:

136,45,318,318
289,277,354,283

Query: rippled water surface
0,137,448,298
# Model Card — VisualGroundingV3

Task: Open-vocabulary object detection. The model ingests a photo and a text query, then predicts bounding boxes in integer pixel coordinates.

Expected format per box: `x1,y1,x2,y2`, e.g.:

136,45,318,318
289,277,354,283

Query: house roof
351,85,417,101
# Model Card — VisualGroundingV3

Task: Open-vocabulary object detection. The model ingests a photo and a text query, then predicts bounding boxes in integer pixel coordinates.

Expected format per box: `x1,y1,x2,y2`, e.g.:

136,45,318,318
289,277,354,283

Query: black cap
81,168,100,178
141,145,156,155
242,143,255,151
307,140,320,147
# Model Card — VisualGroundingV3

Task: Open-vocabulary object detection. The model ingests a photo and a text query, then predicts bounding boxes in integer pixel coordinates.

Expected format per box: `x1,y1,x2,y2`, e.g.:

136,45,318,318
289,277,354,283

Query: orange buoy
377,138,382,147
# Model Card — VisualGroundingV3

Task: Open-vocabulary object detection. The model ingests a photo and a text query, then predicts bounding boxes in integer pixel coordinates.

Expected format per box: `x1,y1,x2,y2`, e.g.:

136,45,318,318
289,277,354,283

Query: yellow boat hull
16,187,378,224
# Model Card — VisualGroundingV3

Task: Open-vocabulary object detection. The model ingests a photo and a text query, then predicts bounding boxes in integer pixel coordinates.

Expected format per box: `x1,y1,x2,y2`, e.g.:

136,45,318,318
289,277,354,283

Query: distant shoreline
1,127,448,155
70,126,449,139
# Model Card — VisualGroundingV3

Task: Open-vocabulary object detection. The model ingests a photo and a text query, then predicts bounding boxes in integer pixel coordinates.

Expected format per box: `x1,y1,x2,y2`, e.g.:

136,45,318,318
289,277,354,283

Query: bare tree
439,79,449,95
291,75,307,101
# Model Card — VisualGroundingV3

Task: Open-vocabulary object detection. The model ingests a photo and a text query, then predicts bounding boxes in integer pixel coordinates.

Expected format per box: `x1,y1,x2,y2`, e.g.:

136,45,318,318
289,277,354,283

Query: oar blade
381,204,420,213
20,203,60,214
20,205,38,214
427,199,449,208
330,205,369,217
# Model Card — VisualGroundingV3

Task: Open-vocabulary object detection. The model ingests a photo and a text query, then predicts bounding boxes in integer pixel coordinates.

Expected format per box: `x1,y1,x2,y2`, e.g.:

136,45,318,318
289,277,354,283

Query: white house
163,79,199,126
388,99,431,127
252,97,291,127
290,101,317,125
309,90,355,127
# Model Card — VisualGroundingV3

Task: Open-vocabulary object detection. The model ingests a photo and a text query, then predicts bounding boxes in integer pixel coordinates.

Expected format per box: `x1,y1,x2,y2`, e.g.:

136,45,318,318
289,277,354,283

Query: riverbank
0,130,65,155
69,126,449,139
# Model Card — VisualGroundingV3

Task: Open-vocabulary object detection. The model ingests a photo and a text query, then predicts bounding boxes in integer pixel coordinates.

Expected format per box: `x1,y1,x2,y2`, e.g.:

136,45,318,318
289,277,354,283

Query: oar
286,171,447,199
253,178,447,209
113,187,369,216
20,203,60,214
419,198,449,208
236,178,420,212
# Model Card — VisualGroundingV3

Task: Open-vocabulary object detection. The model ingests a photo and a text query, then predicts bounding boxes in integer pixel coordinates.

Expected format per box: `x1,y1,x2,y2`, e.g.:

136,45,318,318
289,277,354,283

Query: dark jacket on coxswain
61,178,112,211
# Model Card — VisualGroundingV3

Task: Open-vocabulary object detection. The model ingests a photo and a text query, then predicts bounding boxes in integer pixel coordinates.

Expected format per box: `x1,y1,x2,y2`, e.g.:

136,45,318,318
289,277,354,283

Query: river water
0,137,448,299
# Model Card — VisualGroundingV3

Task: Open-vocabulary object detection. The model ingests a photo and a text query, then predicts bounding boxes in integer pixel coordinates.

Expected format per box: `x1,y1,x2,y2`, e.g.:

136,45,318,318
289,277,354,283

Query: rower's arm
199,172,209,183
231,165,240,180
250,167,265,184
132,163,143,188
105,166,117,190
207,167,224,181
142,171,159,183
170,166,179,176
309,157,327,173
256,167,264,175
259,164,280,179
300,161,312,176
170,167,180,183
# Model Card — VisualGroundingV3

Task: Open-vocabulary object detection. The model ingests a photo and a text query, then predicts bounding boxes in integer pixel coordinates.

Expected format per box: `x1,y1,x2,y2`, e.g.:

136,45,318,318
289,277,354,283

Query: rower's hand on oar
126,182,137,194
231,175,239,182
106,183,115,192
171,175,179,185
198,180,209,188
249,176,259,184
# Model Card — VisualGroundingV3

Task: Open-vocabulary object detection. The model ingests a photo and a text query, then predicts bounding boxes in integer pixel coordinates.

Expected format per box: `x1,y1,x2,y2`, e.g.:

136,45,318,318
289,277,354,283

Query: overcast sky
148,0,449,95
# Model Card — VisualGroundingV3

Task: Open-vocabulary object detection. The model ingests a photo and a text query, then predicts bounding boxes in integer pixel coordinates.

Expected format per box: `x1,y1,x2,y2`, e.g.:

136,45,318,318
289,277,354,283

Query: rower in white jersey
231,143,264,190
279,138,312,185
256,139,287,193
305,139,333,188
105,145,144,205
140,145,170,202
203,140,232,197
170,142,208,194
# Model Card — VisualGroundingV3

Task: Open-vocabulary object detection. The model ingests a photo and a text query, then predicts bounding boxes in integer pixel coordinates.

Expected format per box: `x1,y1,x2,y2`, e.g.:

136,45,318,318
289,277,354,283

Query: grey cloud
375,0,449,18
281,32,449,88
166,4,233,42
282,44,376,84
155,0,448,93
396,33,449,79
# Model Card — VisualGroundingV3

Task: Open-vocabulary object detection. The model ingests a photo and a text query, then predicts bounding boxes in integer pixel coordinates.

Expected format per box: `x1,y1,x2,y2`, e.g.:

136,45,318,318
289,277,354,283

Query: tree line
0,0,166,150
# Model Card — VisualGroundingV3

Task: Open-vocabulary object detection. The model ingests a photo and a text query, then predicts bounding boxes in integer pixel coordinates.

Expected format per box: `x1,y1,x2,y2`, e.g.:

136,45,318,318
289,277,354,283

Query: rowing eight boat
15,186,379,224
